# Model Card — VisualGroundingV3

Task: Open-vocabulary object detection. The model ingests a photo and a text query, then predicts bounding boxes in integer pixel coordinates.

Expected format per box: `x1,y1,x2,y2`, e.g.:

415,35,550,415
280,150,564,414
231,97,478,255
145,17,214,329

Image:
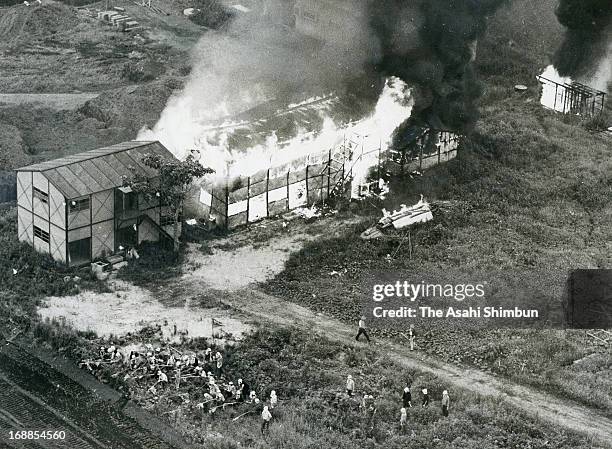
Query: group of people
82,343,281,434
346,376,451,432
401,385,451,431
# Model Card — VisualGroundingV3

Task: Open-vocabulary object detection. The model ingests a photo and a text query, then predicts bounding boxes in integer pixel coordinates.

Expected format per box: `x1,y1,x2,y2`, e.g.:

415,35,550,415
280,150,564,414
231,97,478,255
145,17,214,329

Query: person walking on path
261,406,272,435
441,390,450,416
421,388,429,407
402,385,412,408
399,407,407,432
355,316,371,343
346,375,355,396
408,324,416,351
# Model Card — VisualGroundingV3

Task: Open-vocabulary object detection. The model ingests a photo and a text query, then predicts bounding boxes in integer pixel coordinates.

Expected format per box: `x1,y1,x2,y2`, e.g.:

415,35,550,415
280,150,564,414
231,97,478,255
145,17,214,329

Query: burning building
539,0,611,116
537,66,606,116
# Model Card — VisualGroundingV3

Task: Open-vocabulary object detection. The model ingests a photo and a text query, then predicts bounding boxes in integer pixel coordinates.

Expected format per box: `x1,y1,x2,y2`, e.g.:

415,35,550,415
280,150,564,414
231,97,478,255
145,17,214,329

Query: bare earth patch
39,280,250,343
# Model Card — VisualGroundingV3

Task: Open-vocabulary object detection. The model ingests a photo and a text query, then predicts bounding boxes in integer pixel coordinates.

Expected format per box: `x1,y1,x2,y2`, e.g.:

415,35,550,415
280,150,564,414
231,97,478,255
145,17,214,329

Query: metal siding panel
90,158,124,188
104,154,134,180
91,190,114,223
79,160,115,191
65,163,103,195
114,152,145,179
44,170,81,199
92,219,114,259
68,226,91,242
48,183,65,229
50,223,66,263
55,166,90,198
17,171,33,210
17,207,33,243
125,149,157,178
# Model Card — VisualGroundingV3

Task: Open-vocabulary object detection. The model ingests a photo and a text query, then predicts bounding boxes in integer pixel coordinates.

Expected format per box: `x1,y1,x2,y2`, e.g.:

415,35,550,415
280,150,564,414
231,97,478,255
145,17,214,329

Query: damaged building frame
15,141,177,266
537,75,606,116
198,128,461,229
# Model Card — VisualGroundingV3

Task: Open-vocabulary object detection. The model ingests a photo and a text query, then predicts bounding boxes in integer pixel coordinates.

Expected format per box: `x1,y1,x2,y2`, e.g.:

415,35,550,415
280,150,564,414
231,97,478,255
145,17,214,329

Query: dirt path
0,92,100,110
177,218,612,447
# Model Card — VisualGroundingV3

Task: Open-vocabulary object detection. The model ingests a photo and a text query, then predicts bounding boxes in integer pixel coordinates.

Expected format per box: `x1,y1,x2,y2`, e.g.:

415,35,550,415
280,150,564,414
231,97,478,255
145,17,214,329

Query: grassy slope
261,0,612,416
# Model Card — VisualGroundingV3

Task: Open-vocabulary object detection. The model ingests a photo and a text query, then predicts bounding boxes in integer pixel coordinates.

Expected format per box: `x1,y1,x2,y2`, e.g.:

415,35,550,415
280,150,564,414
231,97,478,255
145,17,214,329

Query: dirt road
0,93,100,110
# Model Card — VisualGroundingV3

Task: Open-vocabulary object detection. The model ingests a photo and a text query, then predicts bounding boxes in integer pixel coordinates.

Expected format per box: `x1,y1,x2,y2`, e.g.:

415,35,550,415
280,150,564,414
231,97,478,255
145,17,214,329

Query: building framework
199,128,460,229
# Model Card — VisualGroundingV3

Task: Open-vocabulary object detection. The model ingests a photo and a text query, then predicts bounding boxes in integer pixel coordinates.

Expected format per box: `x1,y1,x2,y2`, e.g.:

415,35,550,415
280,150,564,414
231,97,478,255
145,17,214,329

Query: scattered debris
514,85,528,92
361,195,433,240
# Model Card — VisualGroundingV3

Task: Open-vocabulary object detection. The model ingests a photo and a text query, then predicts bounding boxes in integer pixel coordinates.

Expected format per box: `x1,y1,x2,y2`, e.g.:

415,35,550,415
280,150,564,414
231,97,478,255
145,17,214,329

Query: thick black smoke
370,0,509,133
553,0,612,78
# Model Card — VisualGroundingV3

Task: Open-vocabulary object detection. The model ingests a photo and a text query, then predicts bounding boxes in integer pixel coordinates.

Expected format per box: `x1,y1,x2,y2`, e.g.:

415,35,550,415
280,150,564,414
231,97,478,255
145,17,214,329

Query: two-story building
15,141,178,266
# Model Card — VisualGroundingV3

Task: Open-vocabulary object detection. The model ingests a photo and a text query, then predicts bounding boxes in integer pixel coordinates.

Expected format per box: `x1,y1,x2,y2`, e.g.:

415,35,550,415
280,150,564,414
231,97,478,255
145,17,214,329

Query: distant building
15,141,177,266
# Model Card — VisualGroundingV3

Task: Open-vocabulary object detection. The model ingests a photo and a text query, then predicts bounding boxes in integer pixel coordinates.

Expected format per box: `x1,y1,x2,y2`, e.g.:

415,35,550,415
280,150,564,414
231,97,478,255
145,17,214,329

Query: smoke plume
141,0,508,166
371,0,509,133
553,0,612,86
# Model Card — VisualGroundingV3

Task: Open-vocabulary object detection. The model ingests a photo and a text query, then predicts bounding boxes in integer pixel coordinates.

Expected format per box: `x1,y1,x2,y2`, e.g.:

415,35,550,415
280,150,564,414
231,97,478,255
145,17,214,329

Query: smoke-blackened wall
553,0,612,80
370,0,509,133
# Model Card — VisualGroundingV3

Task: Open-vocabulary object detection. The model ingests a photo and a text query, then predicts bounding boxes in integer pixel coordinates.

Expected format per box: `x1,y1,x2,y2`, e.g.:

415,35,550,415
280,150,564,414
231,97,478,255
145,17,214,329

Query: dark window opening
69,197,90,214
33,187,48,204
115,222,138,253
69,238,91,265
33,225,49,243
115,188,139,213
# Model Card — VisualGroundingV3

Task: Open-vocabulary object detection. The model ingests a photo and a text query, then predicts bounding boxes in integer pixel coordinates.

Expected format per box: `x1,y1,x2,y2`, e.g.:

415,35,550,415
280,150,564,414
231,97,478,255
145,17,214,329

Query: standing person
261,406,272,435
421,388,429,407
346,375,355,396
402,385,412,408
215,351,223,375
399,407,407,432
270,390,278,409
355,316,371,343
441,390,450,416
408,324,416,351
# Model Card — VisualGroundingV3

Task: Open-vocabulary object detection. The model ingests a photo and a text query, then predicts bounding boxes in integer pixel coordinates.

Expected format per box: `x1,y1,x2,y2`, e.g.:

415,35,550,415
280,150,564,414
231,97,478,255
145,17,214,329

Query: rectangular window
69,197,90,214
33,187,48,204
33,225,50,243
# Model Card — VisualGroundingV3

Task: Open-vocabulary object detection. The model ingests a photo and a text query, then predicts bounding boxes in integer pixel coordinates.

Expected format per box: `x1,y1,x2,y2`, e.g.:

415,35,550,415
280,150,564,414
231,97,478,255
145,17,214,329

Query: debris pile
80,343,266,415
361,196,433,240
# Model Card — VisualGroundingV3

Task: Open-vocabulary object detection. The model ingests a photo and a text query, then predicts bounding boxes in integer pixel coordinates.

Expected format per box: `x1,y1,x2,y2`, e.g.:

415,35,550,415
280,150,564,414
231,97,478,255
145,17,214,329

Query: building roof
16,141,176,199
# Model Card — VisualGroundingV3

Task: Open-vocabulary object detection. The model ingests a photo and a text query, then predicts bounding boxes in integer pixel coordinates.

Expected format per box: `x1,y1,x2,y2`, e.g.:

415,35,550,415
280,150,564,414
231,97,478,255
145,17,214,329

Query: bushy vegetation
0,207,103,341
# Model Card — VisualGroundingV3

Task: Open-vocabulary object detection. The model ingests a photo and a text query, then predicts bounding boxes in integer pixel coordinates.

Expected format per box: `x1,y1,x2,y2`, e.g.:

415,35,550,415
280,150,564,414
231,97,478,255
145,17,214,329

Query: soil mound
0,1,80,48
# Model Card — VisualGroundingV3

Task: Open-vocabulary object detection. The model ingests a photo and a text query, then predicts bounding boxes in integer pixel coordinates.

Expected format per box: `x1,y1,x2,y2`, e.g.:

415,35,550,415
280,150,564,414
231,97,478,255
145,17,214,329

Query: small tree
128,153,213,252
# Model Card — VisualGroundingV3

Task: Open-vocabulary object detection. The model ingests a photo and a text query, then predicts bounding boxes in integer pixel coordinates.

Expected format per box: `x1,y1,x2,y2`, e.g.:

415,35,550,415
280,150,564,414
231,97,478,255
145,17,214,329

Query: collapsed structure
537,72,606,116
15,141,177,266
198,128,460,229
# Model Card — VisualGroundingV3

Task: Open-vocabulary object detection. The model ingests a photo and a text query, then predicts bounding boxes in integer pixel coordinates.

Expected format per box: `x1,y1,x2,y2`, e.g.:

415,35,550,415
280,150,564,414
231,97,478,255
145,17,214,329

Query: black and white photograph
0,0,611,448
